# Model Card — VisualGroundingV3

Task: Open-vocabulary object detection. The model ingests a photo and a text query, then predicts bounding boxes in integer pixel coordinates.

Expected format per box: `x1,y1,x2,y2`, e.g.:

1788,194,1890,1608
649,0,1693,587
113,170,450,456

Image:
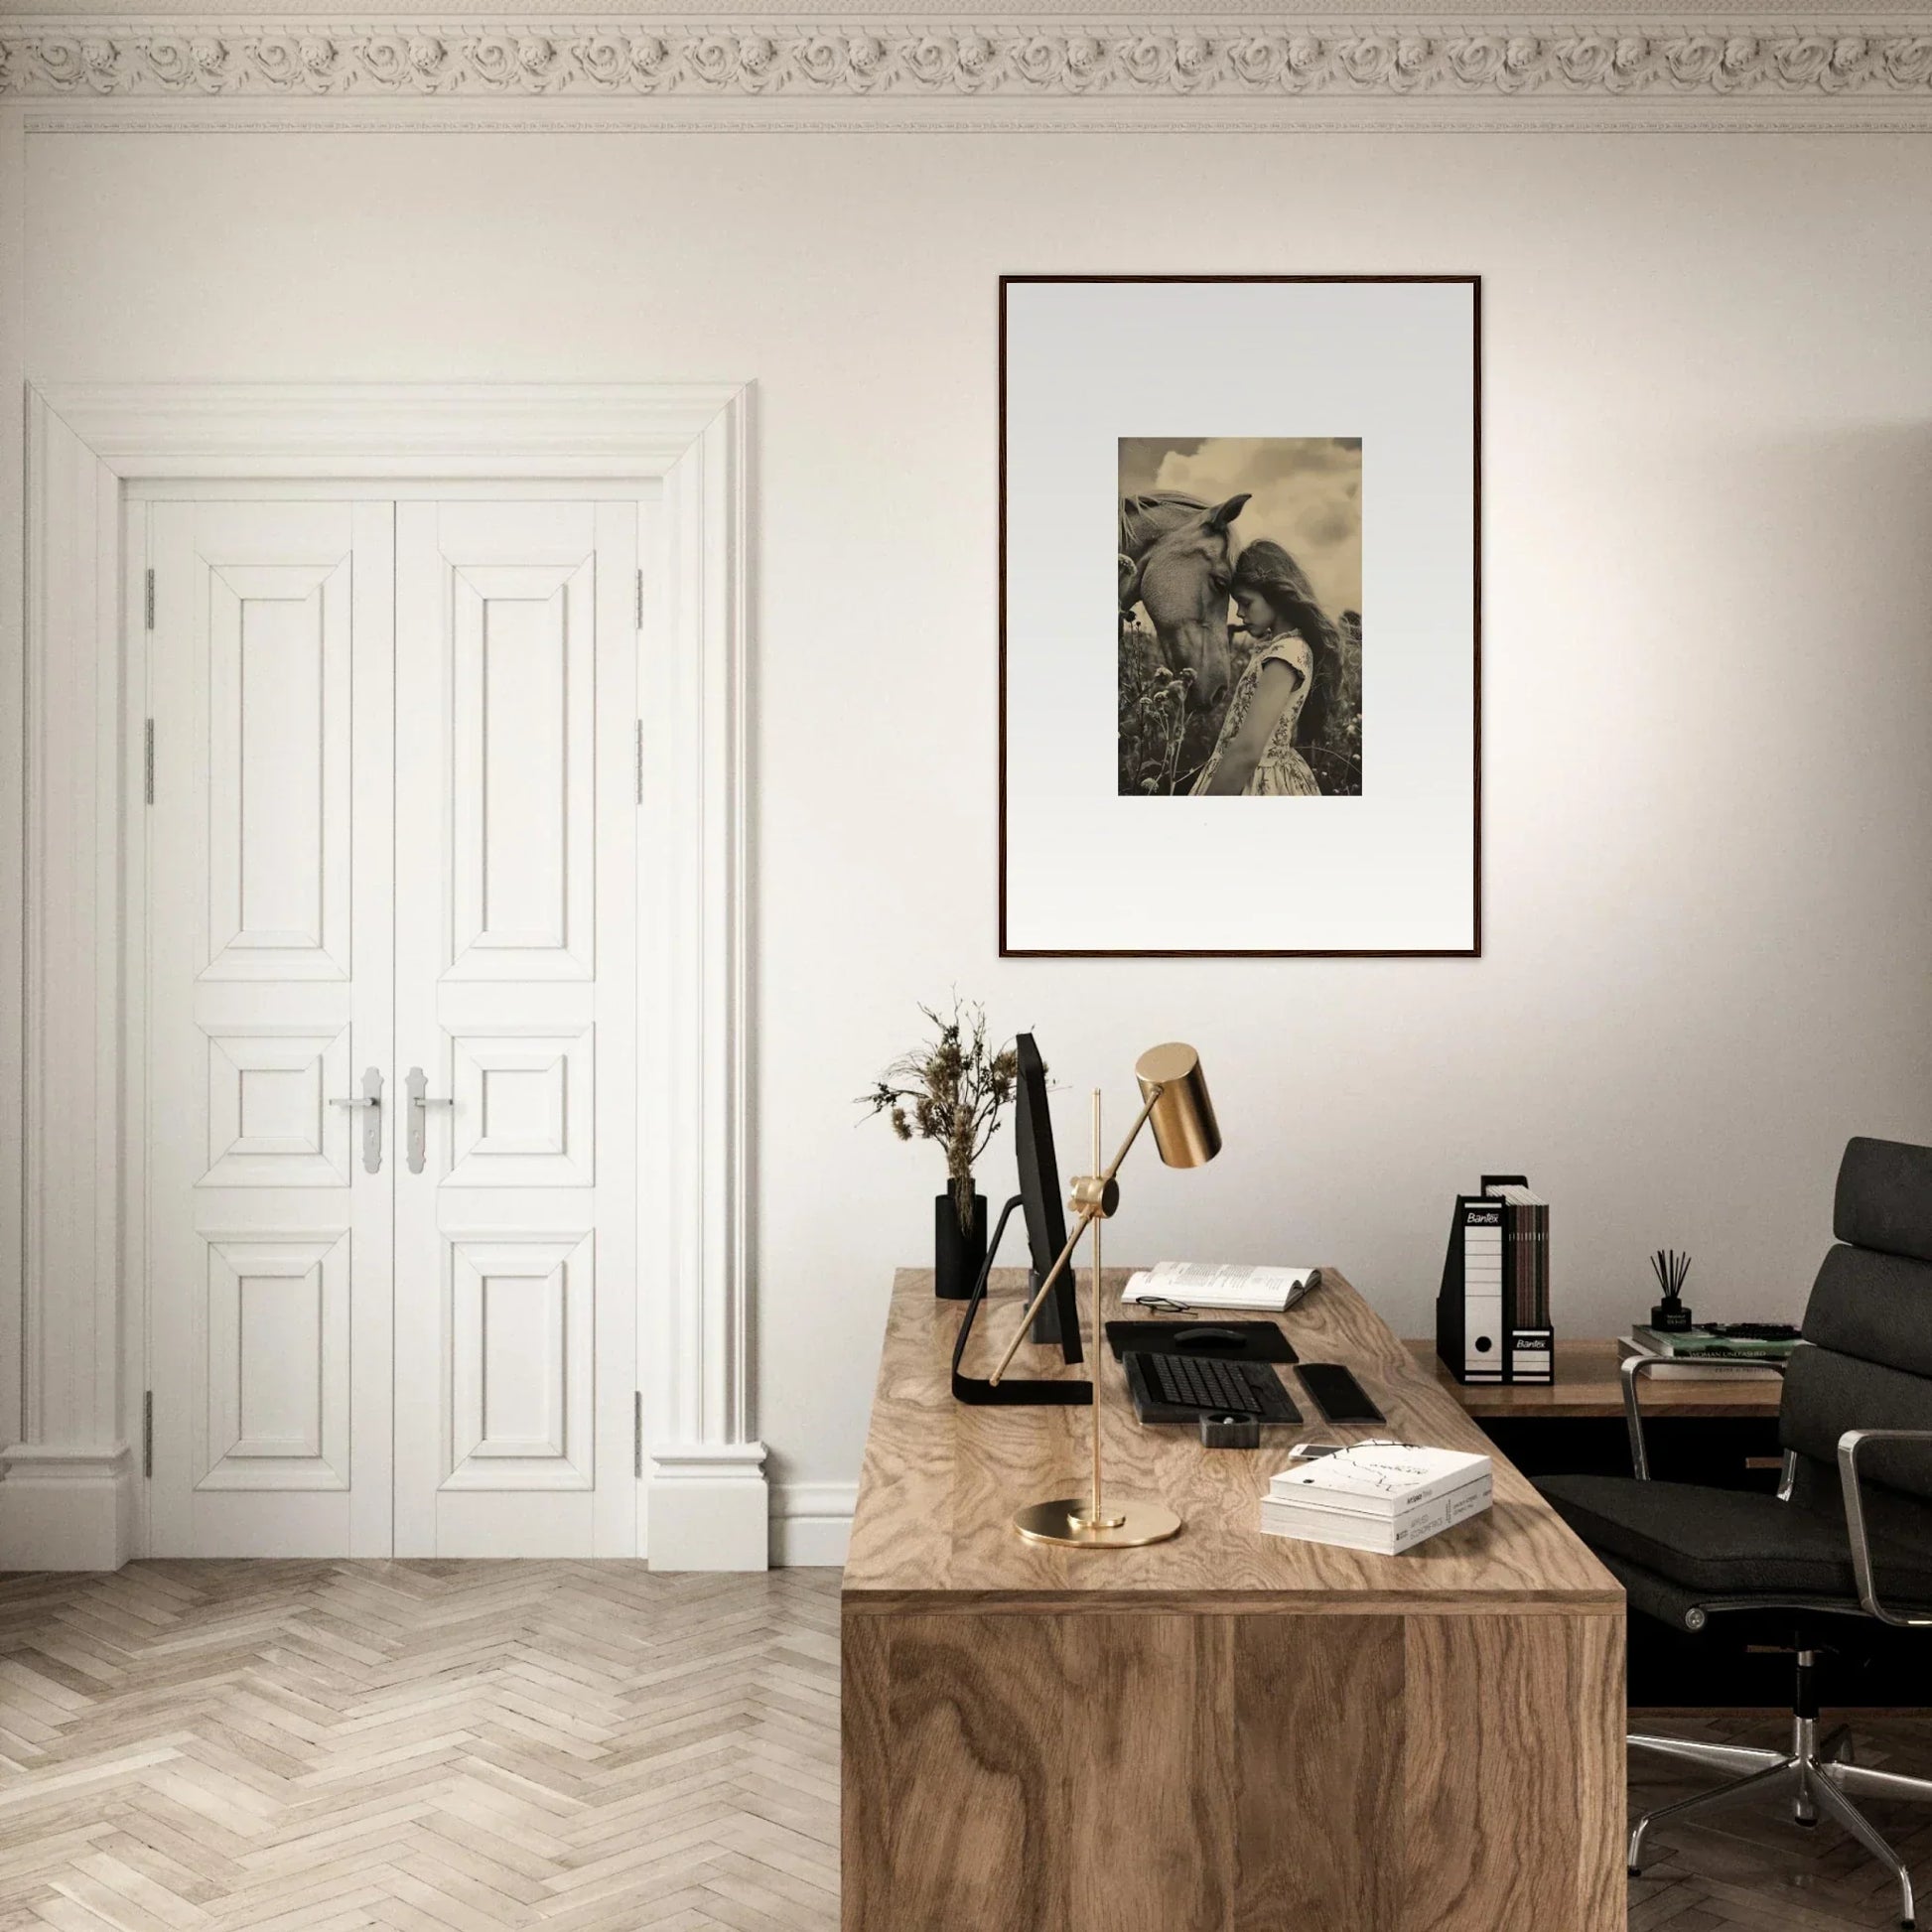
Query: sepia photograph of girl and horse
1119,436,1364,798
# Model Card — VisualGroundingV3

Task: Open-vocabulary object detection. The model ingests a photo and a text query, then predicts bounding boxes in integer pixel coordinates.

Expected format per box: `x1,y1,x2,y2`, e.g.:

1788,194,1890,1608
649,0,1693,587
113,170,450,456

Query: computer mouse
1173,1325,1247,1350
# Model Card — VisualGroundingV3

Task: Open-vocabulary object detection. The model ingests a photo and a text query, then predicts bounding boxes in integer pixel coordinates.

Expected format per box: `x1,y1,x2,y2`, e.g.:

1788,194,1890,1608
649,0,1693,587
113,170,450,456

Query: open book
1121,1261,1318,1313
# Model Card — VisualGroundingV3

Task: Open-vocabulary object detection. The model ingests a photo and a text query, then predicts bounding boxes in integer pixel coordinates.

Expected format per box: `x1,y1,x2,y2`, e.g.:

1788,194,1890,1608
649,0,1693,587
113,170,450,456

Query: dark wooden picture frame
998,273,1482,959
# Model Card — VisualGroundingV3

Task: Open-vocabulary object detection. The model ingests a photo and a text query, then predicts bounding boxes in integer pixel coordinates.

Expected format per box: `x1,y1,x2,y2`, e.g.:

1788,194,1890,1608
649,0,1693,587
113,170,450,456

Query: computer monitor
1014,1034,1083,1364
948,1032,1090,1406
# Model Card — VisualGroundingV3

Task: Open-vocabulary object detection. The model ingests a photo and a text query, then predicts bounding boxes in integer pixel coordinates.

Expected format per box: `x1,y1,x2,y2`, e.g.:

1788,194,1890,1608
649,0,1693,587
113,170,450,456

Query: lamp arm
1096,1086,1164,1189
986,1085,1165,1387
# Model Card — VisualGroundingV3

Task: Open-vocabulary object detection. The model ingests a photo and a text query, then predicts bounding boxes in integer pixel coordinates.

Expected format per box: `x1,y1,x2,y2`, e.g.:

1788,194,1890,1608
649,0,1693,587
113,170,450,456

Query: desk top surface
843,1268,1621,1614
1408,1338,1784,1420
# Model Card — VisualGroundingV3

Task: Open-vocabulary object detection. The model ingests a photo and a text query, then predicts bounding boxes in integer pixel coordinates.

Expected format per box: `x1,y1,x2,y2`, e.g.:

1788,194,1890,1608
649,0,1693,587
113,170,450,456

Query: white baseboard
645,1442,770,1571
0,1444,855,1573
771,1480,855,1568
0,1444,850,1573
0,1446,136,1572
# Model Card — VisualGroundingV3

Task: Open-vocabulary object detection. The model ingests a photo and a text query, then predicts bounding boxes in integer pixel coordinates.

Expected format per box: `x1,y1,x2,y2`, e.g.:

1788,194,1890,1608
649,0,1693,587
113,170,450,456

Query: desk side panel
1066,1614,1235,1932
842,1603,1623,1932
840,1611,892,1932
1403,1610,1626,1932
858,1610,1071,1931
1233,1614,1405,1931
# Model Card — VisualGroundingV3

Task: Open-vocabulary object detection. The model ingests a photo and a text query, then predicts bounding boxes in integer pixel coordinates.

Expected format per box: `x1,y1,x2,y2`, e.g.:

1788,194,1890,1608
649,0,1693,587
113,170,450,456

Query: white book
1121,1261,1316,1312
1269,1443,1491,1517
1260,1472,1492,1555
1262,1473,1492,1528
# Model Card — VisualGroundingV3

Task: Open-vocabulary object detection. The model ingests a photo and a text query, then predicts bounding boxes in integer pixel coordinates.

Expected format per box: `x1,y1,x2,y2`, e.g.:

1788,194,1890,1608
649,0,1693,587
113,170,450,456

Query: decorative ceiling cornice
4,17,1932,117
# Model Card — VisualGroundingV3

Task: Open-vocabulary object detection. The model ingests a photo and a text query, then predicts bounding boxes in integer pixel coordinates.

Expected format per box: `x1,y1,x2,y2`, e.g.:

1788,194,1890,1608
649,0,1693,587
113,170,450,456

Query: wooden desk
1408,1336,1783,1420
843,1269,1625,1932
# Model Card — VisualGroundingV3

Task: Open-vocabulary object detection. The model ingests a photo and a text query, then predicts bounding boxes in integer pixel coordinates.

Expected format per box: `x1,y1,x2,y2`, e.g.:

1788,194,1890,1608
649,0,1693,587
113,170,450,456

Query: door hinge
143,568,155,631
633,1392,643,1479
142,1391,153,1478
144,720,155,805
635,568,644,630
634,720,644,806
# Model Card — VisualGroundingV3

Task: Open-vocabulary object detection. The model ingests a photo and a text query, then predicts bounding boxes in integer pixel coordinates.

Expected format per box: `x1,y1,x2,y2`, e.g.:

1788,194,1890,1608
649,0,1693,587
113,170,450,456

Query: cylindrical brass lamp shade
1134,1042,1221,1169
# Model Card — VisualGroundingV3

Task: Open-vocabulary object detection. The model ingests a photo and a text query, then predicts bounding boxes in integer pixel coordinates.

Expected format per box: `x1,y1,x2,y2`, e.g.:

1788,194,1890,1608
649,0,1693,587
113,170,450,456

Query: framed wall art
999,274,1480,957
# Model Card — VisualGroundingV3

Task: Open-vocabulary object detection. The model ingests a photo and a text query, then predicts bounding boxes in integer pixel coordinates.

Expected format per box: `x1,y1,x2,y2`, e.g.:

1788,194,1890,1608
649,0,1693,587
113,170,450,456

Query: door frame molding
6,382,763,1571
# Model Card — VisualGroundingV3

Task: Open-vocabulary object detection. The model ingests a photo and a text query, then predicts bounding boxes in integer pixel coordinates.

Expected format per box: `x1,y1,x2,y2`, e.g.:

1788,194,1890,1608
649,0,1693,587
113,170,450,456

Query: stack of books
1259,1444,1493,1555
1618,1323,1799,1382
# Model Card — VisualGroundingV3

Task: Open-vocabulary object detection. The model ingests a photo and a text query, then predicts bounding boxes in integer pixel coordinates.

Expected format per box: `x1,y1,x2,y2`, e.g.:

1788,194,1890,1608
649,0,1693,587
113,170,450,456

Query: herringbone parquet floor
0,1563,840,1931
0,1562,1928,1930
1629,1707,1932,1931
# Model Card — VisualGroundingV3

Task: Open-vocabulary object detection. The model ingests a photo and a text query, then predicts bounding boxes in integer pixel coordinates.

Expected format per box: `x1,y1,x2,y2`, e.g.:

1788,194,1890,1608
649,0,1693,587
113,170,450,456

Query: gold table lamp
989,1042,1221,1549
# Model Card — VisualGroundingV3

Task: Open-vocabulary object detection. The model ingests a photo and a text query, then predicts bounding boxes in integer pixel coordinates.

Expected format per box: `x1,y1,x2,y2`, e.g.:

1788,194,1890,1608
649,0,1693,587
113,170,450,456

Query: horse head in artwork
1119,490,1250,712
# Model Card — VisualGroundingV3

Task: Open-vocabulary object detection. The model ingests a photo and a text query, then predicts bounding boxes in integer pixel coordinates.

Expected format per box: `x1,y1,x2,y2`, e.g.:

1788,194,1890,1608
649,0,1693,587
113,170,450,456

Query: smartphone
1298,1363,1386,1426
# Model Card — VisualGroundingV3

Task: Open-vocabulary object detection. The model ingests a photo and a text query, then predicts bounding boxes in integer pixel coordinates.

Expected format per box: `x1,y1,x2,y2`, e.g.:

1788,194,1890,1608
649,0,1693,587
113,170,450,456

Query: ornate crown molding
4,17,1932,112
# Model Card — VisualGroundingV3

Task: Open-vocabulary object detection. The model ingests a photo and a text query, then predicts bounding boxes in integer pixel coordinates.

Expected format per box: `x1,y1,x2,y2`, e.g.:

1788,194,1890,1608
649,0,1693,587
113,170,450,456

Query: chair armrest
1621,1350,1788,1482
1837,1429,1932,1627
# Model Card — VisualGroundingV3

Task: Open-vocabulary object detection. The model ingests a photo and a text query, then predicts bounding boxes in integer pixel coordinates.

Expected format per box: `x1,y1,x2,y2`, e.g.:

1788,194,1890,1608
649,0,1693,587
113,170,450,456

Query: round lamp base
1013,1496,1181,1549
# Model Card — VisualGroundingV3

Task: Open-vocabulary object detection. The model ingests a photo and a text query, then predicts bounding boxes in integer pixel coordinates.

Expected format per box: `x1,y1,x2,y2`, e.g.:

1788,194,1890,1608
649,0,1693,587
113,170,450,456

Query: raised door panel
393,500,638,1559
449,564,595,980
146,500,394,1560
203,1026,352,1187
203,561,352,981
201,1231,350,1490
447,1027,594,1187
446,1232,593,1487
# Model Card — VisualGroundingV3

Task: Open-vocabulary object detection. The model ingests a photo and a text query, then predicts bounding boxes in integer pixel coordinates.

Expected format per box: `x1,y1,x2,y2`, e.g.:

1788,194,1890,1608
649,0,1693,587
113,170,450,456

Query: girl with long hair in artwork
1192,538,1340,797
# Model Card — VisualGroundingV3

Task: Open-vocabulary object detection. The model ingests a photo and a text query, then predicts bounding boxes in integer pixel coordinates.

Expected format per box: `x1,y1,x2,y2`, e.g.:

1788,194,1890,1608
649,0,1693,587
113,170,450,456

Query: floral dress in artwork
1191,634,1320,796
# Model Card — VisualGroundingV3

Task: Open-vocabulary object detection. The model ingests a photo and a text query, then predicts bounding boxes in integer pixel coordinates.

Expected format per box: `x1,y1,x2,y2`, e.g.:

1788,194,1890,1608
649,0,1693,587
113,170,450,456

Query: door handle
330,1066,384,1174
405,1066,455,1175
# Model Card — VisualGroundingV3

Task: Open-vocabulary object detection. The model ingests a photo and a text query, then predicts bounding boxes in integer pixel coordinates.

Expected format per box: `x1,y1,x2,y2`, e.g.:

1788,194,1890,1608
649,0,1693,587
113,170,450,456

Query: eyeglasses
1286,1438,1410,1461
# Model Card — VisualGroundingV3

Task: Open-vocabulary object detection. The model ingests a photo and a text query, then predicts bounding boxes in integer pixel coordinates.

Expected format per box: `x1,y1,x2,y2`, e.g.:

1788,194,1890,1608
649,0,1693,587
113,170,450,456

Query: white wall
22,126,1932,1532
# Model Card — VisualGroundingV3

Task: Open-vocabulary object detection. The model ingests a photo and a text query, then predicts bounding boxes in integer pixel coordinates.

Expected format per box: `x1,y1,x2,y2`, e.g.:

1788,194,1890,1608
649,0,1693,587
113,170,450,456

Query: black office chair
1538,1136,1932,1929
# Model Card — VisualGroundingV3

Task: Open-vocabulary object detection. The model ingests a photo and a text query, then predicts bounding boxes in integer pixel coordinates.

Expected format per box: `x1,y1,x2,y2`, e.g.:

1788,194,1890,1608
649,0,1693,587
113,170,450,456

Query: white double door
145,495,641,1558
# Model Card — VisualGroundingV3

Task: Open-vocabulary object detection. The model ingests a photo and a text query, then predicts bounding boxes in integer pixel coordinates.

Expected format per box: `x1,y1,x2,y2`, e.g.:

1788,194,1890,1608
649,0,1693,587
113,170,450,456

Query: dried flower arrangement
860,998,1021,1234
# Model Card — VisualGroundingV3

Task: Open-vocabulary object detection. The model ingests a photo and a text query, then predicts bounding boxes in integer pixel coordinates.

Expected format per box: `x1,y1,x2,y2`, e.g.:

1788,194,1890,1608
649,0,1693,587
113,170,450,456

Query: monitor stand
951,1195,1092,1407
1030,1270,1070,1347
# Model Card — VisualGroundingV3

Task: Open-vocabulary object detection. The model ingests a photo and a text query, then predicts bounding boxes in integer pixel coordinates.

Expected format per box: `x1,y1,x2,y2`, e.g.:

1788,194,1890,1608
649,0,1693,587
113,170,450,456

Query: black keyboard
1127,1351,1302,1424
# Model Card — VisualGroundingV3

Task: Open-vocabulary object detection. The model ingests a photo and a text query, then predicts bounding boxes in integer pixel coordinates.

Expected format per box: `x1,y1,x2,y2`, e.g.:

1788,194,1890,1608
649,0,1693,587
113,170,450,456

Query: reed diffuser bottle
1650,1248,1694,1332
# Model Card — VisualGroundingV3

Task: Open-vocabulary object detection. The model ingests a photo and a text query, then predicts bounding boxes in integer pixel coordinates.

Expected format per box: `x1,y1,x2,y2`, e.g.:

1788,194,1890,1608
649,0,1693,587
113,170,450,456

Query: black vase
934,1188,989,1301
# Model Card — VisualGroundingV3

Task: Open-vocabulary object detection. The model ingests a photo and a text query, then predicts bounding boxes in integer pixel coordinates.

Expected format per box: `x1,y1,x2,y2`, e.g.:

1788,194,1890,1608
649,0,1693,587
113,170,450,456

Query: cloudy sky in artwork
1120,436,1363,618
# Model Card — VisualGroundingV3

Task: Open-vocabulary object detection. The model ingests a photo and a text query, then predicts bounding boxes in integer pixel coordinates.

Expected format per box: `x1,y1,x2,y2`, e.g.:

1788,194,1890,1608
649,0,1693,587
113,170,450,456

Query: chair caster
1627,1867,1641,1878
1795,1815,1818,1828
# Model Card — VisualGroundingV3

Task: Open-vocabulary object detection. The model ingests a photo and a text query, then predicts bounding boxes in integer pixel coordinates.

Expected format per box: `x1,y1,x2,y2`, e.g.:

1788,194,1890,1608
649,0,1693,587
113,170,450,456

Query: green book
1632,1325,1797,1360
